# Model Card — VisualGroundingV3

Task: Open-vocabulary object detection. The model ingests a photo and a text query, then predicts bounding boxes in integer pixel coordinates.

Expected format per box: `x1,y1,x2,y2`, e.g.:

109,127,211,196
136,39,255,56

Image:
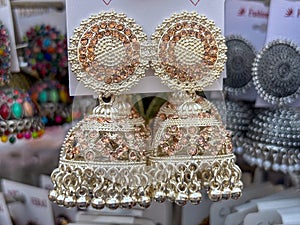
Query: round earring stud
151,11,227,92
69,11,149,95
224,35,256,95
252,39,300,105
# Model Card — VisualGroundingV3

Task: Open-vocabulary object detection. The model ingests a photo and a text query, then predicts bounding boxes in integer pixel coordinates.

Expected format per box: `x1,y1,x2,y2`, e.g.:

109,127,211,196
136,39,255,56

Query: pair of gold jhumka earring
49,11,243,209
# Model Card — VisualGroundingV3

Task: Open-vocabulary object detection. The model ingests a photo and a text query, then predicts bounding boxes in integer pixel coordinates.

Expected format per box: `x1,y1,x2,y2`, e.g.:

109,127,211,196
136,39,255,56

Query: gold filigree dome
152,93,232,157
62,115,150,163
148,93,242,205
49,96,152,209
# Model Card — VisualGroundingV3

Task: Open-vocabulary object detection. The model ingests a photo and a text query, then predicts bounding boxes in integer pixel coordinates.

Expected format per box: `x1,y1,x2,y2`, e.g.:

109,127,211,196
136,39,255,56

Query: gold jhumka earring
49,11,152,209
148,12,243,205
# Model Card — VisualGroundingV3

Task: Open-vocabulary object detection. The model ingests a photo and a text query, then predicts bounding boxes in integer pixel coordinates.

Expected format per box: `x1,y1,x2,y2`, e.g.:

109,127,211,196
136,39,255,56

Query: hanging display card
225,0,269,101
1,179,55,225
277,206,300,224
255,0,300,107
265,0,300,46
225,0,269,50
0,193,13,225
66,0,225,96
75,212,155,225
224,188,300,225
243,199,300,225
0,0,20,72
210,183,282,225
7,202,29,225
12,0,66,40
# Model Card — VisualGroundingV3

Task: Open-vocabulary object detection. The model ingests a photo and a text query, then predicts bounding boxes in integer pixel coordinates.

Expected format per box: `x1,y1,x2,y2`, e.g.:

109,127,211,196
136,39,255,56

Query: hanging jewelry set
0,21,70,145
223,34,300,174
0,22,45,144
243,40,300,173
48,11,243,209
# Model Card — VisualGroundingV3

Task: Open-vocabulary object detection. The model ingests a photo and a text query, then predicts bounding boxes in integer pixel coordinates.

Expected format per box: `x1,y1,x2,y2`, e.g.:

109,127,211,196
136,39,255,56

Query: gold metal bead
189,192,202,205
106,197,120,210
56,194,65,206
208,189,222,202
120,196,136,209
91,197,105,210
153,191,167,203
221,187,232,200
138,196,151,208
63,195,77,208
175,192,188,206
231,187,242,200
48,190,58,203
77,195,91,209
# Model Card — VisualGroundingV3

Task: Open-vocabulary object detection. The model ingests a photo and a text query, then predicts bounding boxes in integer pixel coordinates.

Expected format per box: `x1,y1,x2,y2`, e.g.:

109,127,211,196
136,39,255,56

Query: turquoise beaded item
30,79,72,126
0,87,45,144
11,102,23,119
38,90,48,103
